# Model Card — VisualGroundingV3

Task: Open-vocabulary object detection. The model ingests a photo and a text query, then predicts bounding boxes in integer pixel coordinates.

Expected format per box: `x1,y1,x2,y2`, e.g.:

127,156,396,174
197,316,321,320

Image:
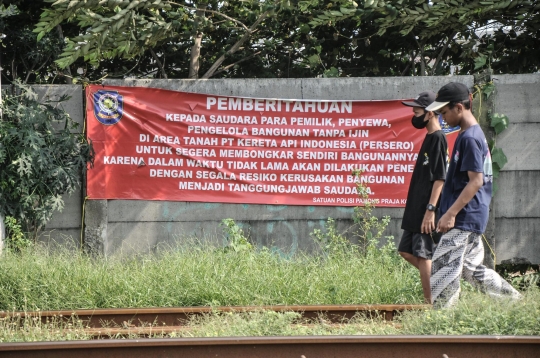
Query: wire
482,234,497,265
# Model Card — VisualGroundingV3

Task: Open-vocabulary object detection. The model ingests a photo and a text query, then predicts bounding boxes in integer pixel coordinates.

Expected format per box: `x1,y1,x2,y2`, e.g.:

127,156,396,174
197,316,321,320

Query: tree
308,0,540,75
0,83,94,241
34,0,292,79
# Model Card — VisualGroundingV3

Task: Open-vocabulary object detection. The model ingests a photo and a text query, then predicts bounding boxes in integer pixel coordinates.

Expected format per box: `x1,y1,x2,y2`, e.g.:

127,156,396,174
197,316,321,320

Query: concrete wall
491,74,540,265
5,76,537,264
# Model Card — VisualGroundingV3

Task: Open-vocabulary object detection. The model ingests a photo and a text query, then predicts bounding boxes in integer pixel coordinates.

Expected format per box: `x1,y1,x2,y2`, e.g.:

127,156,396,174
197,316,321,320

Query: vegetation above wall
0,1,538,83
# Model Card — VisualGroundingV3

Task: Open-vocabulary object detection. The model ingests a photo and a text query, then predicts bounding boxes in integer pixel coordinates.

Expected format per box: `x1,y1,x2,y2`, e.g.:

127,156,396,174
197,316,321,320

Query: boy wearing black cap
399,91,448,304
426,82,521,308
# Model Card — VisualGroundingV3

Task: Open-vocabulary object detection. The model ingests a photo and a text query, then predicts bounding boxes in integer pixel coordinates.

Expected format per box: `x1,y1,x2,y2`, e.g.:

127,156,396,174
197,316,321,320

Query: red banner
86,85,457,207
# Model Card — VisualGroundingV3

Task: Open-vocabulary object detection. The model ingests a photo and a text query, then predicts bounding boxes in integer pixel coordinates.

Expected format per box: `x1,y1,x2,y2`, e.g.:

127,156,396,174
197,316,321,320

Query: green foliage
311,217,351,255
400,289,540,335
309,0,540,75
0,82,94,239
351,169,392,250
490,113,510,135
3,216,32,252
312,170,393,256
220,218,253,253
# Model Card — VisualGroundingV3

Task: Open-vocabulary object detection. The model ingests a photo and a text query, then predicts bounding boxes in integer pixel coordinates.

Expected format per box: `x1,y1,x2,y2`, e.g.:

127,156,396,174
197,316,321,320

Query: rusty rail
0,336,538,358
0,304,429,327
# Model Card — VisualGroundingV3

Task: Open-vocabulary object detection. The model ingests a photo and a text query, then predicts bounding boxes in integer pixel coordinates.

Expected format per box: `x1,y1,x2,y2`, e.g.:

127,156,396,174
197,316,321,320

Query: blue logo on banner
93,90,123,125
438,114,460,135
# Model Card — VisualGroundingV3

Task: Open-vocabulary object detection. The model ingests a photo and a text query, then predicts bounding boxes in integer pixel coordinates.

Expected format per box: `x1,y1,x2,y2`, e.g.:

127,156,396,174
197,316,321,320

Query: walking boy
399,91,448,304
426,82,521,308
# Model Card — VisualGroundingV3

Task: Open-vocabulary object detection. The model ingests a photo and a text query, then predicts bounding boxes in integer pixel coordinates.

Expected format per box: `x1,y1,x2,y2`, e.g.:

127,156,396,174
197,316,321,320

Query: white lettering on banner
239,173,277,182
279,174,343,183
227,183,321,194
324,186,360,194
261,162,289,170
297,151,337,160
359,141,414,151
341,152,417,161
207,97,352,114
380,199,404,205
188,126,248,136
150,169,192,178
291,162,320,171
291,117,333,126
182,137,218,146
153,135,181,144
176,148,216,157
387,164,414,172
237,138,278,147
313,129,345,137
261,117,287,125
166,114,206,122
148,157,183,166
300,140,356,149
219,150,293,159
196,171,236,180
186,159,223,168
337,118,389,127
348,130,369,137
351,176,405,184
227,161,258,170
136,145,173,155
104,156,143,165
179,182,224,191
324,163,385,172
313,197,336,203
252,128,309,136
209,115,258,124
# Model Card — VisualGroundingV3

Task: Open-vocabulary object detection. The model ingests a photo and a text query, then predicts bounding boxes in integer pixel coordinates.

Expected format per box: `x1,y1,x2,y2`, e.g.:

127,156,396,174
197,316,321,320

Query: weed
220,218,253,253
4,216,32,252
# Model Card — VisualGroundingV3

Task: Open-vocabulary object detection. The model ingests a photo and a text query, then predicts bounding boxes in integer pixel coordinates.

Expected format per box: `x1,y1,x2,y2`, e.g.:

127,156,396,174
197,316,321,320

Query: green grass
0,241,421,310
0,243,537,342
2,289,538,342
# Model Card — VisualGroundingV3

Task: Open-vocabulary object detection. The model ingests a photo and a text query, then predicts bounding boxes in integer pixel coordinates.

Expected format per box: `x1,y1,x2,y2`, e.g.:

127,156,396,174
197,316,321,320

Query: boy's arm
436,171,483,233
421,179,444,234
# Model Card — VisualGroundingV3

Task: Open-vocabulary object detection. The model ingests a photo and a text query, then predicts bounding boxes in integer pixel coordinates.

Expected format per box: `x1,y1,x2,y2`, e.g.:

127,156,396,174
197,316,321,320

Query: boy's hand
437,212,455,233
421,211,436,234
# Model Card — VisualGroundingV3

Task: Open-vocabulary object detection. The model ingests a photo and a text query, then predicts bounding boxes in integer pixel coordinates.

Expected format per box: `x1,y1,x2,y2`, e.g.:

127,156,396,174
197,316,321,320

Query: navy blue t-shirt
439,125,493,233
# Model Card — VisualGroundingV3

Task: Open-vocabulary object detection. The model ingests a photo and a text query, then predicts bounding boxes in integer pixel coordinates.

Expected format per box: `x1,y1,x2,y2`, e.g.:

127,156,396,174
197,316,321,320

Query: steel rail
0,304,429,327
0,335,539,358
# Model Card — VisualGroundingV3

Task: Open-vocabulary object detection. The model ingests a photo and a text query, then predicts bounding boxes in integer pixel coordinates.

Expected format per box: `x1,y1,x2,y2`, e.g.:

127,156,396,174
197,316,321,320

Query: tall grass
0,240,422,311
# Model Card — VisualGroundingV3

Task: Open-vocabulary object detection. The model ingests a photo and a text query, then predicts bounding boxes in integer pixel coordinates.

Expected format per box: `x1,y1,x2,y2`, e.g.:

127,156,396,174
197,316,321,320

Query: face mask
411,112,428,129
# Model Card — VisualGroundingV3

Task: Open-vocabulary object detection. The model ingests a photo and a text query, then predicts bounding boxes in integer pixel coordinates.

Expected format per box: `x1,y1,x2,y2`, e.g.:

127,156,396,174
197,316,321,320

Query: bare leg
417,257,432,304
399,251,419,269
400,251,432,303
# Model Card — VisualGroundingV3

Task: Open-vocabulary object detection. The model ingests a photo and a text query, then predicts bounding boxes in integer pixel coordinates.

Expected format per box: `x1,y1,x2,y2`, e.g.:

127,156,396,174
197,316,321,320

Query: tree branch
202,4,275,79
431,31,457,75
211,51,262,76
168,2,250,32
56,25,72,84
150,49,168,79
188,2,207,79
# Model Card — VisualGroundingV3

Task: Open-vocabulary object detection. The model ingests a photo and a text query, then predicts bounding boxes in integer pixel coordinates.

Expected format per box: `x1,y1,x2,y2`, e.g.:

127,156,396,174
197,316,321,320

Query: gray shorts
398,230,434,260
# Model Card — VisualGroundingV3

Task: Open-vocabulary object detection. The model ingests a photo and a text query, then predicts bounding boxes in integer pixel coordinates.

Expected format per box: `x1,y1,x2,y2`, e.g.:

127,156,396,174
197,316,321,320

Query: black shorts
398,230,434,260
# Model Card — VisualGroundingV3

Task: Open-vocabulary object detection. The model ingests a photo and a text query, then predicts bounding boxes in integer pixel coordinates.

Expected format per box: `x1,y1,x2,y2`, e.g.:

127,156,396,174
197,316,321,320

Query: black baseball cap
426,82,471,112
401,91,436,108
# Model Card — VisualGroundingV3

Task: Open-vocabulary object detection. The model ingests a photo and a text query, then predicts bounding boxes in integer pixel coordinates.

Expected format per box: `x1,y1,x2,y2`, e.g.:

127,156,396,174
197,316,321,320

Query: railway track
0,335,538,358
0,304,429,328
